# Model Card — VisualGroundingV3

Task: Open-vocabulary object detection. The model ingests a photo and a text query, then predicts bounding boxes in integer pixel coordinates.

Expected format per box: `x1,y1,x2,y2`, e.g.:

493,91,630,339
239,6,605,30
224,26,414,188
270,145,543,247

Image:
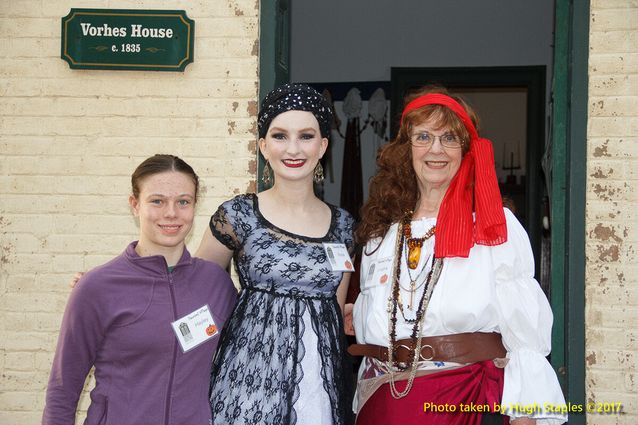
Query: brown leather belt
348,332,506,364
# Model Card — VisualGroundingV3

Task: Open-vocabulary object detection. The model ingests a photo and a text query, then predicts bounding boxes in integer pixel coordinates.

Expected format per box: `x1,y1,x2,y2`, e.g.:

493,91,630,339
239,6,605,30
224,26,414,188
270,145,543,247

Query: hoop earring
262,161,272,185
314,162,324,183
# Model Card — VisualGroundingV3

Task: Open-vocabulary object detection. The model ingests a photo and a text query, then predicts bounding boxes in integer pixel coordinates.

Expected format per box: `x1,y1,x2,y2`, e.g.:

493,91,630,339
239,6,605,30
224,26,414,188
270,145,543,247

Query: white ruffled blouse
353,208,567,424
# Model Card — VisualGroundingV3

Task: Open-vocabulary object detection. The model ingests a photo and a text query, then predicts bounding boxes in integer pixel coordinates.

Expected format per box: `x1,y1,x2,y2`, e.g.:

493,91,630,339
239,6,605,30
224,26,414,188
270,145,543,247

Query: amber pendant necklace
402,246,431,310
402,216,436,270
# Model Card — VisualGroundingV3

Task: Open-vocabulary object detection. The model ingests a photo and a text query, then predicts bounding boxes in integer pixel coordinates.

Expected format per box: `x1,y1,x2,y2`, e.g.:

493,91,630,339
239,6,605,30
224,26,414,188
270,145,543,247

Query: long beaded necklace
386,218,444,399
401,247,432,311
401,216,436,310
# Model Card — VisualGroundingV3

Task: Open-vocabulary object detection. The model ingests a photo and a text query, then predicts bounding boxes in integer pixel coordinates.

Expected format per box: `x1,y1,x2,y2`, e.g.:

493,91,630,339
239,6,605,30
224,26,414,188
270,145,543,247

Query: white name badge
323,243,355,272
171,305,218,353
367,257,393,286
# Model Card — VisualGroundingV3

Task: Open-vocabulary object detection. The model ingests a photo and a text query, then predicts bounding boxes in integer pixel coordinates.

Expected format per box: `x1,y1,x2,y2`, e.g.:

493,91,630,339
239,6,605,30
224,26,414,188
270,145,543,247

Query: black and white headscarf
257,83,334,139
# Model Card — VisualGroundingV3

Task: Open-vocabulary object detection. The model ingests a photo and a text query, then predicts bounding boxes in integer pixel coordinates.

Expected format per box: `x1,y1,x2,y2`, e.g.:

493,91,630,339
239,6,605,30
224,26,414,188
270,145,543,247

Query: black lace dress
209,194,355,425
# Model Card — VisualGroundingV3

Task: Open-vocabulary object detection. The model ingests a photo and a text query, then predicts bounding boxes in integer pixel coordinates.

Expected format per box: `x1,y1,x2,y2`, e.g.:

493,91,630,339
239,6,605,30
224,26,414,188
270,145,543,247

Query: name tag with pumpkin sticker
322,243,355,272
171,305,218,353
366,256,393,287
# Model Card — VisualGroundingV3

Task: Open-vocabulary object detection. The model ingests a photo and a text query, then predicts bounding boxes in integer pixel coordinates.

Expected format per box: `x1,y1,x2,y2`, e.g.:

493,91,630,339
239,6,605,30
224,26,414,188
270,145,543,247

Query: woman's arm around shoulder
195,226,233,269
196,197,248,269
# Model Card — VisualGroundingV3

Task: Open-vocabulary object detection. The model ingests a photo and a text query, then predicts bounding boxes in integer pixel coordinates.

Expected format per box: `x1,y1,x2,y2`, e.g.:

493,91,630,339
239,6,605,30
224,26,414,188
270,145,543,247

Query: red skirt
356,361,509,425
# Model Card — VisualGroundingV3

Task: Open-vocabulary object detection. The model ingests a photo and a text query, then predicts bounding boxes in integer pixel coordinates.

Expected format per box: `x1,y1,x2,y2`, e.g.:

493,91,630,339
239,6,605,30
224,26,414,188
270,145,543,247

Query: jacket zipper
165,270,178,425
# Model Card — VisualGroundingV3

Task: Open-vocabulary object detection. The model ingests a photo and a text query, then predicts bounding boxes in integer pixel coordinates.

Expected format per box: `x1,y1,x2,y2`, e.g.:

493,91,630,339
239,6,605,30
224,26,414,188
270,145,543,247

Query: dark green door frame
258,0,290,192
551,0,588,423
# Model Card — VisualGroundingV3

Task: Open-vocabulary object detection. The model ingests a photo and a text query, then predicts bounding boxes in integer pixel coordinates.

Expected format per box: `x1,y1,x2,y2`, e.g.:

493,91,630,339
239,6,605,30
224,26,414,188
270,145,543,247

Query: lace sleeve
338,208,356,256
209,202,239,251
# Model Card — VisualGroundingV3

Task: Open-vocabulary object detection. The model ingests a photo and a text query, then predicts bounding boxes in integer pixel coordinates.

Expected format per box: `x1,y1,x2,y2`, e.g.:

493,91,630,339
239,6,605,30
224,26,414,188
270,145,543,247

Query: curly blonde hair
355,86,479,245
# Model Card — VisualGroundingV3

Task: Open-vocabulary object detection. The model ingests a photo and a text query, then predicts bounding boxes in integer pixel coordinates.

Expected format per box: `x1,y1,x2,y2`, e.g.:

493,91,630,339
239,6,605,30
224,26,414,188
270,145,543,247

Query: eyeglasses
410,131,463,149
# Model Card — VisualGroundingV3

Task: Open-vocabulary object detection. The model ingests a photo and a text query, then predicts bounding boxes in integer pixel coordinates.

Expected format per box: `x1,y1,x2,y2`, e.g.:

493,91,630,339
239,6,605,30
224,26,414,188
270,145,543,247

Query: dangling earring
314,162,324,183
262,160,272,185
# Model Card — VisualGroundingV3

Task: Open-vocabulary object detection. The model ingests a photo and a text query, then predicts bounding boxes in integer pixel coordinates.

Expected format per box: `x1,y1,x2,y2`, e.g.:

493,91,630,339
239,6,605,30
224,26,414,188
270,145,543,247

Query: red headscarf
401,93,507,258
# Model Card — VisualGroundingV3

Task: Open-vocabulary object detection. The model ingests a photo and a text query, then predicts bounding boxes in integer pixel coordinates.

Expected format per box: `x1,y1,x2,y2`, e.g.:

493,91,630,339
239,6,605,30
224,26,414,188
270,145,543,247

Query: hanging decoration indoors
340,88,364,221
307,82,391,217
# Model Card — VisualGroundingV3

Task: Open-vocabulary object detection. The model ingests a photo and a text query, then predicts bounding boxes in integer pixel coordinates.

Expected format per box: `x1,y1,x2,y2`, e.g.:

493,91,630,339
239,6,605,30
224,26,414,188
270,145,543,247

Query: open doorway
286,1,554,285
259,1,587,421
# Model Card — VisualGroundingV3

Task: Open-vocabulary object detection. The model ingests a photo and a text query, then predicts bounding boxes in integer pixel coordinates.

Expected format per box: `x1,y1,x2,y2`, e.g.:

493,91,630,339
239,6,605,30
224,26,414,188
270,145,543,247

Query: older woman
350,87,566,425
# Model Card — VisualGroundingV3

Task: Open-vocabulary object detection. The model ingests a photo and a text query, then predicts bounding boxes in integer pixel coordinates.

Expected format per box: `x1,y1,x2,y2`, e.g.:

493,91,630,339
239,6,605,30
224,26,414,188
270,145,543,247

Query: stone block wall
0,1,259,423
587,1,638,423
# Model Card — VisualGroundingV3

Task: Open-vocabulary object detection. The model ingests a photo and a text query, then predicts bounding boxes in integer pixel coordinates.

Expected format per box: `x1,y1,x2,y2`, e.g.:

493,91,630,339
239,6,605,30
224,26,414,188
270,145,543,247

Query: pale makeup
259,110,328,184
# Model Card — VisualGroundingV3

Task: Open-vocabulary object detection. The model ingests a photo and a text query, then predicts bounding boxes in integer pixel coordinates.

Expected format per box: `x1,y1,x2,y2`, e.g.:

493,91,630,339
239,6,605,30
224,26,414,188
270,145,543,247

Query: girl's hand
344,303,355,336
69,272,85,288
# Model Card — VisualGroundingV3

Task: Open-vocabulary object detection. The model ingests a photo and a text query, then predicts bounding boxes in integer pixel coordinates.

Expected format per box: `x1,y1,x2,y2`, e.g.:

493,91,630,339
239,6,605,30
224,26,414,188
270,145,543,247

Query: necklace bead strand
386,214,444,399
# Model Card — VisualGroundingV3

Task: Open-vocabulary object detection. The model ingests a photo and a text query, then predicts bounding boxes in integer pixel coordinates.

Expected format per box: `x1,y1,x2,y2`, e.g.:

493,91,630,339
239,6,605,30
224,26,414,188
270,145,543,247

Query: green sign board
61,9,194,71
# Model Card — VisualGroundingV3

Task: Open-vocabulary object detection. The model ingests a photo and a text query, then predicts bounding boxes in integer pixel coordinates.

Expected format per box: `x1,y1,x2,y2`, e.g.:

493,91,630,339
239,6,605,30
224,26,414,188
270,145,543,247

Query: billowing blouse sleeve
492,208,567,424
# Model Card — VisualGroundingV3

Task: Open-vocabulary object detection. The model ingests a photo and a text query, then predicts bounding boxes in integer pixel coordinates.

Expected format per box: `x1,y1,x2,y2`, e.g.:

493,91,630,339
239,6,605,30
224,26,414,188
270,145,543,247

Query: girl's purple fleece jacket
42,242,237,425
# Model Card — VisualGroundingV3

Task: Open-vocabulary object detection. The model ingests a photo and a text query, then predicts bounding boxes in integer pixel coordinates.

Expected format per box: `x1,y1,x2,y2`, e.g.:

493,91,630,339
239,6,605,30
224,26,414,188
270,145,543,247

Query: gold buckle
393,344,413,367
398,344,411,352
419,344,435,361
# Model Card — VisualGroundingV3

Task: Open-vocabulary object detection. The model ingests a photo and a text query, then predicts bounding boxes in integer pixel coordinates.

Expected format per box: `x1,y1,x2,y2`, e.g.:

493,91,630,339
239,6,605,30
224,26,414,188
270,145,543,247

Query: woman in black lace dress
196,84,355,425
